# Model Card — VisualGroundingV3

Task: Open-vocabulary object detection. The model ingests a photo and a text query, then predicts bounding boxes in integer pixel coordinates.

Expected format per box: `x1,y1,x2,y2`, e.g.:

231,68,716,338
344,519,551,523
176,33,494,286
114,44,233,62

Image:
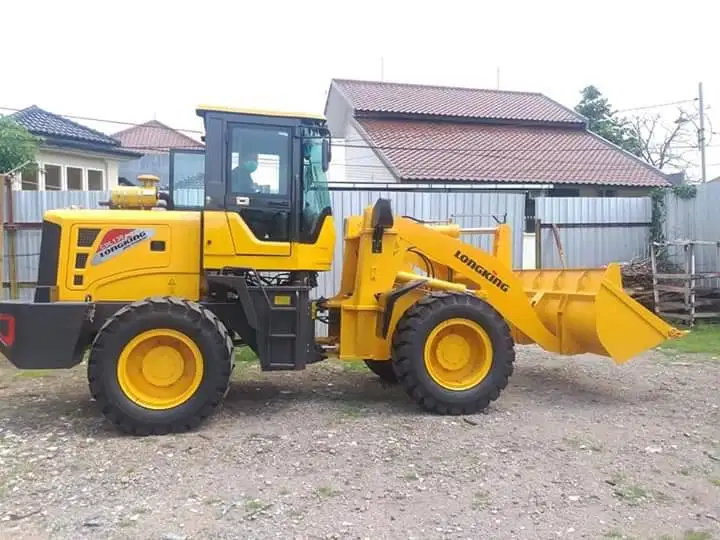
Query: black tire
364,359,398,384
391,292,515,415
87,297,234,435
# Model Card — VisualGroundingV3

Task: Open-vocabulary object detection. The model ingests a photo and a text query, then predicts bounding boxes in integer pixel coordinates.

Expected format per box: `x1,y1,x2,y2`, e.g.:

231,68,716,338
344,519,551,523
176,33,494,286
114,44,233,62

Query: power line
0,106,204,135
615,98,698,113
1,103,709,174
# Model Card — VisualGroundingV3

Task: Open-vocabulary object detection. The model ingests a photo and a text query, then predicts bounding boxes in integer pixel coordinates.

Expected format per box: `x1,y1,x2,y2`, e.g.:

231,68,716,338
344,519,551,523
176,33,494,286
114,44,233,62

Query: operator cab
169,105,333,249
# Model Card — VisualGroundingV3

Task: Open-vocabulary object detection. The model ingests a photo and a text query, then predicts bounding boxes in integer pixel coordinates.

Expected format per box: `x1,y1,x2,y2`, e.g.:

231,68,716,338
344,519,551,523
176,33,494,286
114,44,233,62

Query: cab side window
229,126,290,196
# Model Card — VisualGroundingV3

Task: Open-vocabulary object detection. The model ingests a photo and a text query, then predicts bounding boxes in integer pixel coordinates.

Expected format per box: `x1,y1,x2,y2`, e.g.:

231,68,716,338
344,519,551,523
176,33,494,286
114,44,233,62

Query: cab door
224,123,293,257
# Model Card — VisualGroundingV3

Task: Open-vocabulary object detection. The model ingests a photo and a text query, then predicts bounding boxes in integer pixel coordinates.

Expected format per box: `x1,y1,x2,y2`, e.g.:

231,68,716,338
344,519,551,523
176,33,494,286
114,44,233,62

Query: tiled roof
331,79,585,125
356,119,669,187
113,120,204,154
10,105,121,146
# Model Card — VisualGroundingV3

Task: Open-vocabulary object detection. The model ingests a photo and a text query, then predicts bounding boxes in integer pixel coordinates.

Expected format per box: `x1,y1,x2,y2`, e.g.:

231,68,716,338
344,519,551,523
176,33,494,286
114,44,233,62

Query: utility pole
698,81,707,183
496,67,500,90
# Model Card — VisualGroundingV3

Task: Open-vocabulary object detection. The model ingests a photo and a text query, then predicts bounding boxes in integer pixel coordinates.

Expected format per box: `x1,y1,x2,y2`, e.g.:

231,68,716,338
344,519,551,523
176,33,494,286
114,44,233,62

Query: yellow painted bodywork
196,104,325,121
117,328,204,410
202,211,335,271
325,204,683,365
45,206,335,302
47,208,203,302
45,195,680,368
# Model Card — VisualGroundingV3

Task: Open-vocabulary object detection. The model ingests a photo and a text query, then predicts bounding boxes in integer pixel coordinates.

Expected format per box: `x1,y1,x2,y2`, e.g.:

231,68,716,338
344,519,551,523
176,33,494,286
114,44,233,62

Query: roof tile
333,79,585,125
356,119,669,187
113,120,204,154
10,105,121,146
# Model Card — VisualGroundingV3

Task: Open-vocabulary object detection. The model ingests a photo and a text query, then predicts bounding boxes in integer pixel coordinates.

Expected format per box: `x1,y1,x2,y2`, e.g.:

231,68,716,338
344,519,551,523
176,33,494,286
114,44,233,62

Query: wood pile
620,257,655,311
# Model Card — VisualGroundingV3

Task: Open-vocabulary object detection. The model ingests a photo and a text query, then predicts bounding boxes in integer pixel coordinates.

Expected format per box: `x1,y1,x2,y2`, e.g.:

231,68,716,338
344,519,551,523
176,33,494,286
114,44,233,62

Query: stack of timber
620,257,655,311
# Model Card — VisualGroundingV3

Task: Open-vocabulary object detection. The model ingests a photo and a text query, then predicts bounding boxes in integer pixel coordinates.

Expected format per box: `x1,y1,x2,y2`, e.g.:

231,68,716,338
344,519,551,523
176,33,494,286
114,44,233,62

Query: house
113,120,204,188
8,106,142,191
324,79,671,197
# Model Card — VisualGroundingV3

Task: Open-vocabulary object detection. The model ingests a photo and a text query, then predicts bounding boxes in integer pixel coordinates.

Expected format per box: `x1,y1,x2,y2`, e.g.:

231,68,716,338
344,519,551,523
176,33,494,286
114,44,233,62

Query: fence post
534,218,542,269
0,174,4,300
4,176,17,299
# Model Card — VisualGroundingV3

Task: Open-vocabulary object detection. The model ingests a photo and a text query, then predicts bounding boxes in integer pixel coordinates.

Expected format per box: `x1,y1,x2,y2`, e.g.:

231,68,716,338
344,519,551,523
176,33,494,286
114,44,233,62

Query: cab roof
196,104,326,121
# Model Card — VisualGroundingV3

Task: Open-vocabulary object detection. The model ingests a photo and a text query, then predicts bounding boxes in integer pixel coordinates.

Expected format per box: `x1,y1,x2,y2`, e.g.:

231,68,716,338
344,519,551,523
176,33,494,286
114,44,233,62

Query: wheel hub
141,346,184,387
117,329,204,410
423,318,493,391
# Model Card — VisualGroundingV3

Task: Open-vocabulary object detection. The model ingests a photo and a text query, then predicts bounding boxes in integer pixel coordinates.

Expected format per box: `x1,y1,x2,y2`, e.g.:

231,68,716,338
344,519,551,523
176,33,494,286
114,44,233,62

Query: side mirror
321,138,331,172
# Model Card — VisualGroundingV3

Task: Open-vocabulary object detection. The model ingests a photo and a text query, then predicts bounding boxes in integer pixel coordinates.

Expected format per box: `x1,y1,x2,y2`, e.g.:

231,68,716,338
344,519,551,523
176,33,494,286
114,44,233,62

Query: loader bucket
512,263,683,363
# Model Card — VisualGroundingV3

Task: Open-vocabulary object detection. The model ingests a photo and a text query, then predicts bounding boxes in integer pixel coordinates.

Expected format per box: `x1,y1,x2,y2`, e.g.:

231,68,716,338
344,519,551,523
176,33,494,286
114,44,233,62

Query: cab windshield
301,133,332,240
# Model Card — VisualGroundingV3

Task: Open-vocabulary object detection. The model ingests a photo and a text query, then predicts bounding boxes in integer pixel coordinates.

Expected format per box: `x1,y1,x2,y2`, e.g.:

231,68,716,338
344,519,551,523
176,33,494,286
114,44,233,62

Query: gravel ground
0,346,719,540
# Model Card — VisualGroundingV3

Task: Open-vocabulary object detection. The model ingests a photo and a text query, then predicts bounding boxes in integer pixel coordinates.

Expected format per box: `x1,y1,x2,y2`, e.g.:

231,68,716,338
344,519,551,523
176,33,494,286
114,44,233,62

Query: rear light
0,313,15,347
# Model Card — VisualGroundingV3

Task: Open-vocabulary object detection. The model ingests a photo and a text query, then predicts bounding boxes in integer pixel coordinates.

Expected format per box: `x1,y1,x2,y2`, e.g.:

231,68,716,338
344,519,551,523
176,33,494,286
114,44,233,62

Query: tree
574,85,643,156
627,108,699,171
0,116,39,176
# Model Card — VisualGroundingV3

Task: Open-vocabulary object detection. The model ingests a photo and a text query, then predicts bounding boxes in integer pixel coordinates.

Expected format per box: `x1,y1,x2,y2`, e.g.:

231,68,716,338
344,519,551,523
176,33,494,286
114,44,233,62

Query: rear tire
391,292,515,415
364,359,398,384
87,297,233,435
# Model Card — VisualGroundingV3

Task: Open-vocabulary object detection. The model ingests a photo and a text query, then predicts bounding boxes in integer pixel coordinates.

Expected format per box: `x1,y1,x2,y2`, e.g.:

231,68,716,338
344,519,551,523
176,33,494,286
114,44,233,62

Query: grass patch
659,324,720,355
340,360,369,373
402,471,421,481
612,482,649,506
683,531,713,540
610,474,671,506
314,486,340,498
244,498,267,512
339,402,368,417
709,477,720,487
603,530,636,539
14,370,54,378
612,474,650,506
472,490,490,509
235,346,258,363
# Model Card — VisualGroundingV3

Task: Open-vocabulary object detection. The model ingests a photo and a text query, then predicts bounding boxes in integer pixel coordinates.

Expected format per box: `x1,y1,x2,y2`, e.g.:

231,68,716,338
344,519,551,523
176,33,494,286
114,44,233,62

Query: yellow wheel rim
117,329,204,410
423,318,493,391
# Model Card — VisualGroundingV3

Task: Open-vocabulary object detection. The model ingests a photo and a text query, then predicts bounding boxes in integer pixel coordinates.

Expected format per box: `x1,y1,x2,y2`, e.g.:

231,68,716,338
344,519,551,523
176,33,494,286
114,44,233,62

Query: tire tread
87,297,233,435
391,292,515,415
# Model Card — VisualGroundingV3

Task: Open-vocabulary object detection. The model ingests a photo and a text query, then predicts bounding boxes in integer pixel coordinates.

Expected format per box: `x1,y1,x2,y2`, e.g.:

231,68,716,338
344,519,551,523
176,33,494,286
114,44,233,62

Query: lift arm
394,217,563,353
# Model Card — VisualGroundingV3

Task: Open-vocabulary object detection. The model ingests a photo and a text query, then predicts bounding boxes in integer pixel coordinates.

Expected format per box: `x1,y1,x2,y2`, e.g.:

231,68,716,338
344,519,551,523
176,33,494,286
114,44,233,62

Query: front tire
391,292,515,415
87,297,233,435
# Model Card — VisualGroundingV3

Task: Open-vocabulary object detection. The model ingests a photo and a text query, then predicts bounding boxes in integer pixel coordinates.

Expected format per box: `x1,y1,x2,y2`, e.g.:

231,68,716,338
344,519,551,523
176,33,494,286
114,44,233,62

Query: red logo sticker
92,228,155,265
0,313,16,347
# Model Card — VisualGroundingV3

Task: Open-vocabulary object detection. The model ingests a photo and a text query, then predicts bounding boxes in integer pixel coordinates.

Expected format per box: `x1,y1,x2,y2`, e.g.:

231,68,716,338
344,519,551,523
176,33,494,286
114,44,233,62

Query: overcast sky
3,0,718,179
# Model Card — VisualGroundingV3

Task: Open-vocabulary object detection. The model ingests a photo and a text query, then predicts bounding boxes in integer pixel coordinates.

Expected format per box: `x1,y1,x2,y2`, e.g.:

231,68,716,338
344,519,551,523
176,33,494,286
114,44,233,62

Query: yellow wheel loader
0,106,684,435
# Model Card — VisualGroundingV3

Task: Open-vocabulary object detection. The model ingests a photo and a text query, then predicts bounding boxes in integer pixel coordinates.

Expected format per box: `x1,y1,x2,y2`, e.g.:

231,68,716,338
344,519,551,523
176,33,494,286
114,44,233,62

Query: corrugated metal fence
535,197,653,268
664,181,720,283
2,191,112,301
9,187,708,302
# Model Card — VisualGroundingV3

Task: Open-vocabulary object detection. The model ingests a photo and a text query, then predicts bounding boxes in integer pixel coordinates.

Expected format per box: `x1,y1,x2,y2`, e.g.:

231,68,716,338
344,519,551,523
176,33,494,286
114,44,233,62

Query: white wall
342,122,397,184
522,233,537,269
13,147,122,191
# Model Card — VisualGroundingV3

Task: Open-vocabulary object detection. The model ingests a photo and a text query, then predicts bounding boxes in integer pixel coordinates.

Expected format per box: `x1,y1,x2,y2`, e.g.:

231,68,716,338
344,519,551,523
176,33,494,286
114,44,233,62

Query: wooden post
534,218,542,269
5,176,17,300
0,174,4,300
689,242,696,327
650,242,659,315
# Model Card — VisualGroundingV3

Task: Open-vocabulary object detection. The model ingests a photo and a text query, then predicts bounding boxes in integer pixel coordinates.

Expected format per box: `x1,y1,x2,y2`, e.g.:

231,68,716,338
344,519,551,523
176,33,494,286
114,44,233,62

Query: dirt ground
0,345,719,540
